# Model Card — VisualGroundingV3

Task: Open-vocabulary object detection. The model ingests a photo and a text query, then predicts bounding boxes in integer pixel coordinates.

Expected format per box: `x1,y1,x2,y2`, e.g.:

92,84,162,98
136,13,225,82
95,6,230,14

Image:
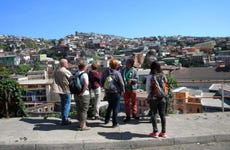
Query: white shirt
78,71,90,95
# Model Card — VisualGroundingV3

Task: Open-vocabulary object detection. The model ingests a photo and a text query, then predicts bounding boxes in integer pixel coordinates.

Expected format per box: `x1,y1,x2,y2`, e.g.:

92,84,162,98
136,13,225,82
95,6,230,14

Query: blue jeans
105,92,121,126
59,93,71,123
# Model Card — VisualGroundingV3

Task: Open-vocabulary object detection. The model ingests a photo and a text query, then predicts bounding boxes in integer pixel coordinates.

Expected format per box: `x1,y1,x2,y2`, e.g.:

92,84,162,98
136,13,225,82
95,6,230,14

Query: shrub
0,78,28,118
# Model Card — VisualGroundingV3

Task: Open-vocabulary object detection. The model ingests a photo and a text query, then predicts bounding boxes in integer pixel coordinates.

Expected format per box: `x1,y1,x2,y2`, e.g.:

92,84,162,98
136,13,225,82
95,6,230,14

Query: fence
172,80,230,113
22,79,230,116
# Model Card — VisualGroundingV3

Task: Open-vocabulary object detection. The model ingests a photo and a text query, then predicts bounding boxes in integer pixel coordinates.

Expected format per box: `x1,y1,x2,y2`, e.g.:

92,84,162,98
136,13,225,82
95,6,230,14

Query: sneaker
149,132,158,138
134,116,139,120
89,116,96,120
95,116,104,120
112,124,119,128
123,117,130,122
104,120,109,124
159,132,167,138
133,114,139,120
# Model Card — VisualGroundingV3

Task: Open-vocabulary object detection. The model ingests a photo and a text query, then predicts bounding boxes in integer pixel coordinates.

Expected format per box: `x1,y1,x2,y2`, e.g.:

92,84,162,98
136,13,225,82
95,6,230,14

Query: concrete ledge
214,134,230,142
174,135,215,145
0,144,35,150
1,134,230,150
1,112,230,150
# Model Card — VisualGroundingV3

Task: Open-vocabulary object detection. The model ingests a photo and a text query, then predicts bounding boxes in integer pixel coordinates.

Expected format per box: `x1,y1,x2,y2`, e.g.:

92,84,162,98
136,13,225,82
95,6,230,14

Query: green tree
0,67,10,76
92,54,100,60
0,78,27,118
0,42,11,51
23,39,37,49
16,65,31,75
166,75,178,114
113,50,120,55
32,61,43,71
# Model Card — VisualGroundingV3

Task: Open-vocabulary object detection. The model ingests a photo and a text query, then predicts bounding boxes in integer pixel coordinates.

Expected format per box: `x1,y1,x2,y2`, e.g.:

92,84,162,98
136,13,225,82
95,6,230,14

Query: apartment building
172,86,230,114
0,55,20,66
17,70,59,114
172,87,203,114
216,55,230,66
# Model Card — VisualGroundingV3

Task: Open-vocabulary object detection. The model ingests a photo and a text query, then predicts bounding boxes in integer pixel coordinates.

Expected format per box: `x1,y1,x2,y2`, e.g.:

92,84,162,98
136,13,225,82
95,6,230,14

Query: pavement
0,112,230,150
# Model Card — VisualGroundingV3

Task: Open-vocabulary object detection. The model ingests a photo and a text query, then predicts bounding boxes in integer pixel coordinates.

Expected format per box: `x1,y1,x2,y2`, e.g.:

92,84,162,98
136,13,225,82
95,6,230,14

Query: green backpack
103,71,117,92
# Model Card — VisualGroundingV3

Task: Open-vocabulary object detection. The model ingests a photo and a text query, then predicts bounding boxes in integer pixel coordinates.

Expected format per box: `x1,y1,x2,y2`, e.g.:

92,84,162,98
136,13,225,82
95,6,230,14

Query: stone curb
1,134,230,150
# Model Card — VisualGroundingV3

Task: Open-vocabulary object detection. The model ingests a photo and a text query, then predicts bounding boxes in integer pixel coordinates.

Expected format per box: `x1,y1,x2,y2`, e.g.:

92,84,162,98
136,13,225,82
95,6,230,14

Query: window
178,99,183,105
189,107,193,113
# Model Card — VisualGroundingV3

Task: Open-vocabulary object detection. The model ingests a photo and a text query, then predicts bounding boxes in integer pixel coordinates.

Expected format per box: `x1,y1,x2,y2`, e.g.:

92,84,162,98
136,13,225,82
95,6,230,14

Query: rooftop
201,92,230,108
171,67,230,81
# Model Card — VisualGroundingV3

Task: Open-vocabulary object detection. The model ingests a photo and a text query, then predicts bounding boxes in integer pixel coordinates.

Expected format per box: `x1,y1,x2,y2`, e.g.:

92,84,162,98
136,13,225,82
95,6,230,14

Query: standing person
147,61,168,138
53,59,72,125
88,61,102,120
101,58,125,127
121,58,139,122
75,61,91,131
145,57,158,119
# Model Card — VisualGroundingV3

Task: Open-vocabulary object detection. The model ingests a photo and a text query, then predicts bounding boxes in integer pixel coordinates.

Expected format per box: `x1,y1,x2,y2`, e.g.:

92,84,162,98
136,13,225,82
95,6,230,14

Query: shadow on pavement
98,131,149,140
20,117,60,125
19,118,103,131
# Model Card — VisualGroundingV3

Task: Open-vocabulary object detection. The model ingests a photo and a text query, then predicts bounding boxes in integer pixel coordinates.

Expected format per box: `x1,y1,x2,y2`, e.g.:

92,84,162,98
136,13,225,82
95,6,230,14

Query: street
134,142,230,150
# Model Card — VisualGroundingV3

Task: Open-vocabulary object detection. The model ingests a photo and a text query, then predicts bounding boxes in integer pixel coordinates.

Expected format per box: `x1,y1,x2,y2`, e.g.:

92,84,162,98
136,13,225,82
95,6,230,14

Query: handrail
21,79,229,114
177,80,230,83
24,101,61,105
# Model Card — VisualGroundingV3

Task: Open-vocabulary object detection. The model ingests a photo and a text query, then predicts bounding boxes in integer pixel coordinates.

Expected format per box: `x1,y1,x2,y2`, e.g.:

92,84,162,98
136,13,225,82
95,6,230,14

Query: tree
16,65,31,75
23,39,38,49
166,75,178,114
0,67,10,76
32,61,43,71
0,42,12,51
0,78,27,118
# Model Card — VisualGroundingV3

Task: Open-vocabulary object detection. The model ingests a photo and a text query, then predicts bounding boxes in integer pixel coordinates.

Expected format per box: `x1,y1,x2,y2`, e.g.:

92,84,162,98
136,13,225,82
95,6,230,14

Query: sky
1,0,230,40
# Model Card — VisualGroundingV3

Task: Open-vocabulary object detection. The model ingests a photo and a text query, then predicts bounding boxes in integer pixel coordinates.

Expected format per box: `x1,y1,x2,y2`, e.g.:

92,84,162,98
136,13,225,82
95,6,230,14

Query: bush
0,78,28,118
166,75,178,115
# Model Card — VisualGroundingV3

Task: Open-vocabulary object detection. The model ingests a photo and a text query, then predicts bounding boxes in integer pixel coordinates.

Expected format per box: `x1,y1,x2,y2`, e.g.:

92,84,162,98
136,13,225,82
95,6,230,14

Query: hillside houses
1,33,230,69
0,33,230,114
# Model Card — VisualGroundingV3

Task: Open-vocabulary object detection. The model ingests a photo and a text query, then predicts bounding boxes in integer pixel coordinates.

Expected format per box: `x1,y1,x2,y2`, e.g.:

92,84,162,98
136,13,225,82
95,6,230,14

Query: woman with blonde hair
101,58,125,127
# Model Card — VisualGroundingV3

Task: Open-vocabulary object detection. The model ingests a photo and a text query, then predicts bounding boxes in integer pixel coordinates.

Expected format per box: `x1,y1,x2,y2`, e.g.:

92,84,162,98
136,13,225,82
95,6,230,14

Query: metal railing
21,79,230,115
173,80,230,113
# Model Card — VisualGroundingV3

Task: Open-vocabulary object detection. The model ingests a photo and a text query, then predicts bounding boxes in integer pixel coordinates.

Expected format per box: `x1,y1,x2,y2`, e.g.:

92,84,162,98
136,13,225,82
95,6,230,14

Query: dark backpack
68,72,85,94
151,74,169,98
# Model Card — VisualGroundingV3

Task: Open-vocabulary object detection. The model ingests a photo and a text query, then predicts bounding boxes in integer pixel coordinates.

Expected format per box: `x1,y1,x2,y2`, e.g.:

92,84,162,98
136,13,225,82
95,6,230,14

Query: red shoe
159,132,167,138
149,132,158,138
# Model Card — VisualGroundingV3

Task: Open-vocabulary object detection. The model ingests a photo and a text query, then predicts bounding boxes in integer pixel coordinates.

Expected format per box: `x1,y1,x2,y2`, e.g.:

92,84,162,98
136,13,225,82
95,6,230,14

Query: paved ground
0,112,230,150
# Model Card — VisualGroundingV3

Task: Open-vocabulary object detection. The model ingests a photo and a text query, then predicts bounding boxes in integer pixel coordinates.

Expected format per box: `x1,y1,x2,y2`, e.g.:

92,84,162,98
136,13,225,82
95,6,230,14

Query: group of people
53,57,168,138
